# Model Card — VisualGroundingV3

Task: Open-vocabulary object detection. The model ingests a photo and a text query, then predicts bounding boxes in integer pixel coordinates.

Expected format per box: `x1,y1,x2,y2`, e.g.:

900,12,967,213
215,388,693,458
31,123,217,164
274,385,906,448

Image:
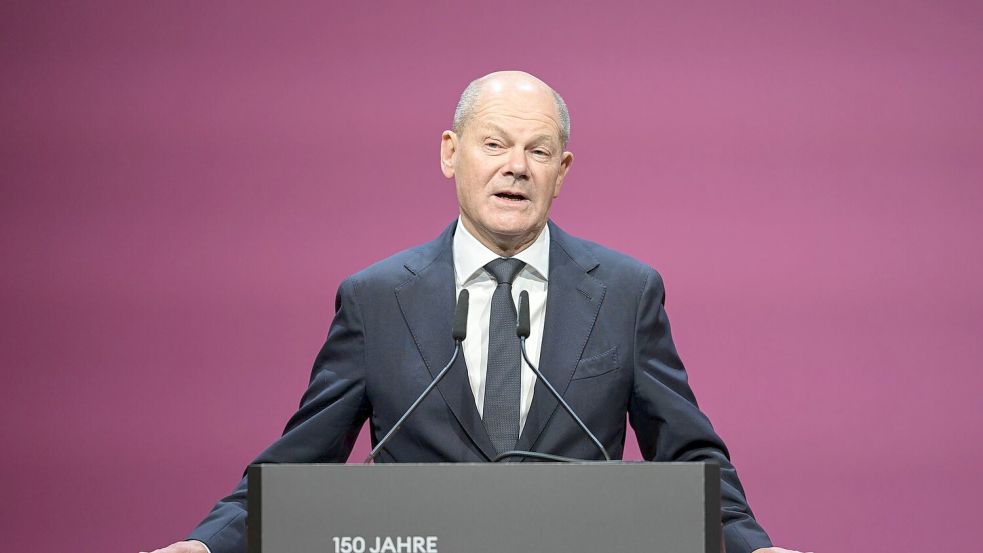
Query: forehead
468,83,563,144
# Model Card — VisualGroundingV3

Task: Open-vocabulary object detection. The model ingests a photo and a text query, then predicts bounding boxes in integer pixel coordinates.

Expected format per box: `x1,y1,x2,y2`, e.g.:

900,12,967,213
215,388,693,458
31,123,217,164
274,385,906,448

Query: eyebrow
481,123,558,147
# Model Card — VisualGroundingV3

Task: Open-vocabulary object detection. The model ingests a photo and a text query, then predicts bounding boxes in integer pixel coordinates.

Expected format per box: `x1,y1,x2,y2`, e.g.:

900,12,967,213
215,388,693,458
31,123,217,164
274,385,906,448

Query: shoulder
339,221,455,294
550,221,665,292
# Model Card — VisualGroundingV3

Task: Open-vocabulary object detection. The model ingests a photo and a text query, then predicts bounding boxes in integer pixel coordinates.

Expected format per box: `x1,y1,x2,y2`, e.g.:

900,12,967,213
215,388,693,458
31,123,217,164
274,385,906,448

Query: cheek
534,171,562,201
456,180,487,211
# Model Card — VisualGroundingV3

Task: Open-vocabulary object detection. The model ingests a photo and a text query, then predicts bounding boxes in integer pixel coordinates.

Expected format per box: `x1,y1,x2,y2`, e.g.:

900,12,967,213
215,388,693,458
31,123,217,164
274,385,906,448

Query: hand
753,548,812,553
139,540,209,553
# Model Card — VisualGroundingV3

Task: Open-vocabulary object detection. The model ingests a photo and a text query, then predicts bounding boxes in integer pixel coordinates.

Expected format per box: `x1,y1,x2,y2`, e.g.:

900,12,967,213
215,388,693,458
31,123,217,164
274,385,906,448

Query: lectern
248,462,720,553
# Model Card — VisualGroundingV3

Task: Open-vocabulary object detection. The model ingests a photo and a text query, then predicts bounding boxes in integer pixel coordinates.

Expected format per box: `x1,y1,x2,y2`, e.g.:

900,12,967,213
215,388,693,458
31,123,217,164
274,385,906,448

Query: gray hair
452,77,571,148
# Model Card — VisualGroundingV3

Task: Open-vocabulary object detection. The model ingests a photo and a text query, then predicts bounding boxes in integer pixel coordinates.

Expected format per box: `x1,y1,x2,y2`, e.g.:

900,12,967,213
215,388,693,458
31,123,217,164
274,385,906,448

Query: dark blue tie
482,257,526,454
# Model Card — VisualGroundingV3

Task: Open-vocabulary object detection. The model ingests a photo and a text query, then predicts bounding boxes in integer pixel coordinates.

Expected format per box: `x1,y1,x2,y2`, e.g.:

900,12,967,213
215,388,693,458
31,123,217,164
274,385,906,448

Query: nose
502,148,529,181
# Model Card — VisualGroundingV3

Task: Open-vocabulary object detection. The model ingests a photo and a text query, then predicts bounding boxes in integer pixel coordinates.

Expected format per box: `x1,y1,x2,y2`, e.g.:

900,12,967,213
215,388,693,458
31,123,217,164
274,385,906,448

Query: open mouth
494,192,528,202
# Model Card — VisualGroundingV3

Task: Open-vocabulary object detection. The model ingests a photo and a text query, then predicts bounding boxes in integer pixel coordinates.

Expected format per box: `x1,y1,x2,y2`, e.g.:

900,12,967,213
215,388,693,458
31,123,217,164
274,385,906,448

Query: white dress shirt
452,218,548,434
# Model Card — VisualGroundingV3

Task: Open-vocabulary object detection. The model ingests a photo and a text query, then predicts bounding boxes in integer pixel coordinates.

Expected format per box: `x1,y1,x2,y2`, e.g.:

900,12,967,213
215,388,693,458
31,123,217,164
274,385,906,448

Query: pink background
2,1,981,551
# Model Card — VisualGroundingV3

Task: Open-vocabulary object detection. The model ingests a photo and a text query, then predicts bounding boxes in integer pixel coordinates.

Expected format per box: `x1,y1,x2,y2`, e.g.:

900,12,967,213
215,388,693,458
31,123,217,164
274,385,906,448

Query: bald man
143,72,806,553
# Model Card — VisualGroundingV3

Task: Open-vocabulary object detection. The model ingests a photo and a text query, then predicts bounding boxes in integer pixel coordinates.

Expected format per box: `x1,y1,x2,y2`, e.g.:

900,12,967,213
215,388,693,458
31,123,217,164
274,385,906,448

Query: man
144,71,806,553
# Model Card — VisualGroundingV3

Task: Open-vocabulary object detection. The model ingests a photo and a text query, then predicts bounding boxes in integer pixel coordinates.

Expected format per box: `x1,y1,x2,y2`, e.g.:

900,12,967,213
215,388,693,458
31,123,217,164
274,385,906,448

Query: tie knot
484,257,526,286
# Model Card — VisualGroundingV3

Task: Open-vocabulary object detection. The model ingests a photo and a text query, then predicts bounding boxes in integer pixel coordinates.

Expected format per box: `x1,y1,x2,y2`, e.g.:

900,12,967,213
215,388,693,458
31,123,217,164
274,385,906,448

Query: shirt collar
453,217,550,286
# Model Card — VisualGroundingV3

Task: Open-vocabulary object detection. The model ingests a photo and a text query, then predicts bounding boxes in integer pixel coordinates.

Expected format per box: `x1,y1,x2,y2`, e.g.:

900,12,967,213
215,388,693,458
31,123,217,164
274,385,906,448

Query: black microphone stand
364,346,462,463
364,290,469,463
494,291,612,463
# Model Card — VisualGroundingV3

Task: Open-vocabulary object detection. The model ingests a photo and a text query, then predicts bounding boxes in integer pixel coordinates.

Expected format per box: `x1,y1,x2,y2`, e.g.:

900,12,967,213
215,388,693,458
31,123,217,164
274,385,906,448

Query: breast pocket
570,346,620,380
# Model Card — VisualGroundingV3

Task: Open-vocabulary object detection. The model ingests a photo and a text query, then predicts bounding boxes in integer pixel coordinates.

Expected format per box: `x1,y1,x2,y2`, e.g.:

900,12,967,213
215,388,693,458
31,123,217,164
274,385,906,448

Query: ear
551,151,574,198
440,130,458,178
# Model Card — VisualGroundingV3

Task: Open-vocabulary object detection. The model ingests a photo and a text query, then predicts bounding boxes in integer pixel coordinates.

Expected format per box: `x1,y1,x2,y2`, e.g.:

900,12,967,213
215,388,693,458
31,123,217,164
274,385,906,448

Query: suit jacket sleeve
628,269,772,553
186,277,371,553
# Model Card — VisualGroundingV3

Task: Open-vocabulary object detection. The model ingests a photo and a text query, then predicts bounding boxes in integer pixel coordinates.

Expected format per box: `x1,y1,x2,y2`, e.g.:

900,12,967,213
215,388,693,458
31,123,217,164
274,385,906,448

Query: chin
487,220,536,238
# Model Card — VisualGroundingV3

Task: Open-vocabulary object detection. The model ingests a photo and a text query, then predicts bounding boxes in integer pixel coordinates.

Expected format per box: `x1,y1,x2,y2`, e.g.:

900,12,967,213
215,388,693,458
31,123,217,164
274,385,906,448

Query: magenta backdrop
2,1,981,551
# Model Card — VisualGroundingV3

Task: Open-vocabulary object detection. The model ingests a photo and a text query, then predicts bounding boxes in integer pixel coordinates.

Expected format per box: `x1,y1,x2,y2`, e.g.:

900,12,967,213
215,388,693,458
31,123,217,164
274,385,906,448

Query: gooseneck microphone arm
364,289,469,463
494,290,612,463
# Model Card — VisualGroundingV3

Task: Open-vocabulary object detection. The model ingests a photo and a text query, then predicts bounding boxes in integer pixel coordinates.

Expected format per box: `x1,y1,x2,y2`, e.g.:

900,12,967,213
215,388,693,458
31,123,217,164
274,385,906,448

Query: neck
460,217,543,258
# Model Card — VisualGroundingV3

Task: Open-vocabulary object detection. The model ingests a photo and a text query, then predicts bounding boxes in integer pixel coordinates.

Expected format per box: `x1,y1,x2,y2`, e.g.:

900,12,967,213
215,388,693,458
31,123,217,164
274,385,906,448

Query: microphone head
452,289,469,341
516,290,531,338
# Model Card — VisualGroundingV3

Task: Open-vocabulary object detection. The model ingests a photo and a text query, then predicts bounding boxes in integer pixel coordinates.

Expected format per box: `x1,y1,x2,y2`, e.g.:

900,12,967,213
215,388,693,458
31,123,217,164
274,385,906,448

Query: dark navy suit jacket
188,220,772,553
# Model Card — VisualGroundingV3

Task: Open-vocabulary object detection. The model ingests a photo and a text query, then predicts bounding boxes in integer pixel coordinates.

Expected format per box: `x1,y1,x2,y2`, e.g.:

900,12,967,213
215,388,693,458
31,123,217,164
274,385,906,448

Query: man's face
441,81,573,254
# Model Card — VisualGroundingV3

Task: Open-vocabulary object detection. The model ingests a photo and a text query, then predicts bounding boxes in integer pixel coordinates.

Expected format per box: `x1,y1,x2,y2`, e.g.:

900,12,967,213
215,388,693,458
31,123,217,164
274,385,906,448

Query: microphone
452,287,469,341
365,289,469,463
516,288,531,340
494,290,612,462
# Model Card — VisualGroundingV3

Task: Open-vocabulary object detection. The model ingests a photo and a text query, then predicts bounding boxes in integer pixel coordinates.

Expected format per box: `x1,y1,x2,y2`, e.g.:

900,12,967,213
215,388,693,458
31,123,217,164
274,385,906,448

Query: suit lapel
515,221,605,455
394,223,497,461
